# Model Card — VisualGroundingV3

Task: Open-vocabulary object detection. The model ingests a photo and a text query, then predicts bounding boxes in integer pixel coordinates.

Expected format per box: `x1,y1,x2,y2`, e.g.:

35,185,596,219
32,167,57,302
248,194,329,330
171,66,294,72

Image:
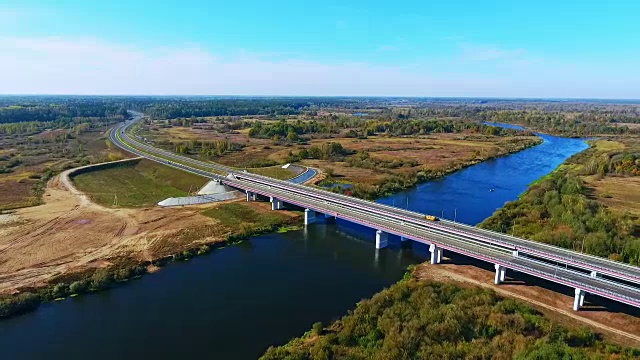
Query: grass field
201,202,292,228
583,139,640,215
247,166,297,180
72,159,208,207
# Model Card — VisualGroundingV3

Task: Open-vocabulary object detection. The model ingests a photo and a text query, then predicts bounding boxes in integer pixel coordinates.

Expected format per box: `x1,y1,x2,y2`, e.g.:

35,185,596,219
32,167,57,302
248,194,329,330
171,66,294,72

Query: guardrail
112,116,640,306
226,179,640,307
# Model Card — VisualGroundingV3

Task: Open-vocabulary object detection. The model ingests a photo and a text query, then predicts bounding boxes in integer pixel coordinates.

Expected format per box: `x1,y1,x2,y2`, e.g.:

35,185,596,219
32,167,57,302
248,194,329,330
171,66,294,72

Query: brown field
0,179,36,209
151,126,255,145
301,135,537,184
0,128,128,210
0,164,298,293
587,176,640,215
415,257,640,347
613,123,640,129
143,123,539,178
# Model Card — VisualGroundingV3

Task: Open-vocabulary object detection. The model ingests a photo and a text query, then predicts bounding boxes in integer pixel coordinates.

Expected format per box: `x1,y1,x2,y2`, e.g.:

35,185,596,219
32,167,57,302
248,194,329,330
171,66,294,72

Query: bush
260,280,627,359
69,280,89,294
0,292,41,317
90,269,114,290
312,321,323,336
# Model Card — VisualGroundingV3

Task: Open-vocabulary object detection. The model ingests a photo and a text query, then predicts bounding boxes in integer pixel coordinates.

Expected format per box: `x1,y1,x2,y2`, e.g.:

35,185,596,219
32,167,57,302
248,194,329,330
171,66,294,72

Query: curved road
110,112,640,309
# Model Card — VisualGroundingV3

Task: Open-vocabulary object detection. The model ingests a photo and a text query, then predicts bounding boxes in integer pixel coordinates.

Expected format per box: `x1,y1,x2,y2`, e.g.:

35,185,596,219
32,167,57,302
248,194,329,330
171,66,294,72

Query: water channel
0,128,588,359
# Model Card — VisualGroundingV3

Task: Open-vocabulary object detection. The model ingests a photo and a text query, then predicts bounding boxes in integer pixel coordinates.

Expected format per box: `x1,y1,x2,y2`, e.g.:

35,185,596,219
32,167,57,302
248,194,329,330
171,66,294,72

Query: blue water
288,167,317,184
378,131,588,225
0,128,588,359
482,121,526,130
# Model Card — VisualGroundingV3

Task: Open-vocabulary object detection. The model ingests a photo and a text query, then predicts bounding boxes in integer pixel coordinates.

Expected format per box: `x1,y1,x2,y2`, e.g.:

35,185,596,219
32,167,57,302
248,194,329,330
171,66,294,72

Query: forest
2,95,638,137
246,117,527,140
261,276,639,360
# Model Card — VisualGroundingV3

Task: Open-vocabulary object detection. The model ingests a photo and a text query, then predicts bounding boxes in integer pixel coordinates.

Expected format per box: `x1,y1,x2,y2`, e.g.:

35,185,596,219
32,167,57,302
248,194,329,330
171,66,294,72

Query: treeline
173,139,245,158
248,119,335,139
287,142,352,162
2,96,638,137
473,110,635,136
480,146,640,265
0,100,128,124
261,277,638,359
248,118,526,140
141,99,312,118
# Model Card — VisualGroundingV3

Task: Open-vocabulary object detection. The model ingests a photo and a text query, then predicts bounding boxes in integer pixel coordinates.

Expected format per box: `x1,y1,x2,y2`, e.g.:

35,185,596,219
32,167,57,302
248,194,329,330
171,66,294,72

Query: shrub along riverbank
480,140,640,265
0,203,302,319
261,270,639,359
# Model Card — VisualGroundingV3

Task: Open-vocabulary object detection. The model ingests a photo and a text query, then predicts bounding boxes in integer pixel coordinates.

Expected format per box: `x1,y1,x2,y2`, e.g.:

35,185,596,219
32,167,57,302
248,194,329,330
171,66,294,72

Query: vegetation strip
261,270,639,359
0,202,302,319
480,140,640,266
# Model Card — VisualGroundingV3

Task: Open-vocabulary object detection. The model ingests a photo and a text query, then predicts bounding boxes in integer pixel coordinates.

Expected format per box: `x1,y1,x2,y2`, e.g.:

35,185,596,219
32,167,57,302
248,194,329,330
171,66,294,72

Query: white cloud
0,36,638,98
0,36,500,96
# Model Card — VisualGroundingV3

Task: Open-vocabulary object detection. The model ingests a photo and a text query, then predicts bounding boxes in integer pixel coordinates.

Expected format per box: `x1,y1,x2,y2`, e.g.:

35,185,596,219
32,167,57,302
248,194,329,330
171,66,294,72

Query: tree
312,321,323,336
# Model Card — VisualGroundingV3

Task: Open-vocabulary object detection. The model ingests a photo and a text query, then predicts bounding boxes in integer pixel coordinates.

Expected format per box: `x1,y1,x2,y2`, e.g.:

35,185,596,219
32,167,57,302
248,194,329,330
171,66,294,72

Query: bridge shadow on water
285,204,638,318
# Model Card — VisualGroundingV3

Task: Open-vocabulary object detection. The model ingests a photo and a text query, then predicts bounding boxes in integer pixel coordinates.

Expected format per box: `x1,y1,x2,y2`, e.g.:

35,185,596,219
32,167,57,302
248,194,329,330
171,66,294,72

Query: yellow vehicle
425,215,438,221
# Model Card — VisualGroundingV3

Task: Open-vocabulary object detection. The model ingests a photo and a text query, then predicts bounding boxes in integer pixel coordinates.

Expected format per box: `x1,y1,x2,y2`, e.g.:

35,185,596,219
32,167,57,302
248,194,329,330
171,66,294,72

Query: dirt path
0,162,222,293
415,260,640,347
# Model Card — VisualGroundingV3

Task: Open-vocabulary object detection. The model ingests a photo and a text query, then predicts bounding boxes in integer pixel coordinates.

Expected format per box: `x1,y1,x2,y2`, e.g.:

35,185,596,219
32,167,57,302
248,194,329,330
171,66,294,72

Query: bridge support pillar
375,230,388,249
494,264,506,284
590,271,598,279
429,244,443,264
573,288,586,311
270,197,283,210
512,250,519,257
304,209,316,225
246,191,256,202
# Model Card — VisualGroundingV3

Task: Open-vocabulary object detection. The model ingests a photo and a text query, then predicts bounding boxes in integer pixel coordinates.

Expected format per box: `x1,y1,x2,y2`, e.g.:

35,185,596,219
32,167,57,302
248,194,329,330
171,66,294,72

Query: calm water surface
379,129,588,225
0,129,587,359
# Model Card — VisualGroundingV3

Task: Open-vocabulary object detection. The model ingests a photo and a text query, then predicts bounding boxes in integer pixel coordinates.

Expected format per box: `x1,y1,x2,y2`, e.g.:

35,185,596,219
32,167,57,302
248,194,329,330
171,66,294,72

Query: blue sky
1,0,639,97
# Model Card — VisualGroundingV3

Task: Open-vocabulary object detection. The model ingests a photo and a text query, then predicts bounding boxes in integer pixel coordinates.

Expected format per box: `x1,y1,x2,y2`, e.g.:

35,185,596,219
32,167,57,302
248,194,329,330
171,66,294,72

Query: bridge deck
112,113,640,310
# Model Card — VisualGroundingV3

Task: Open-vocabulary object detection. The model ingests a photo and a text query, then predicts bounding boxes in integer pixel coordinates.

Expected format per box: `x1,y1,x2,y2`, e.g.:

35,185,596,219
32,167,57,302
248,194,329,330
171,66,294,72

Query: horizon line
1,94,640,102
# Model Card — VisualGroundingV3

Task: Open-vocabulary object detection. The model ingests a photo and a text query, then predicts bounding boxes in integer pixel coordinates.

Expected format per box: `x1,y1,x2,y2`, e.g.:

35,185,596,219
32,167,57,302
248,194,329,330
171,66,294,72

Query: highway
110,112,640,309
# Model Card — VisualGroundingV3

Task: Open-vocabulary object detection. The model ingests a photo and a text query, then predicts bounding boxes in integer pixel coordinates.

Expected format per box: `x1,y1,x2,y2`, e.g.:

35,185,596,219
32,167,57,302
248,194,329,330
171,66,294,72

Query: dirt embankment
415,256,640,347
0,162,250,294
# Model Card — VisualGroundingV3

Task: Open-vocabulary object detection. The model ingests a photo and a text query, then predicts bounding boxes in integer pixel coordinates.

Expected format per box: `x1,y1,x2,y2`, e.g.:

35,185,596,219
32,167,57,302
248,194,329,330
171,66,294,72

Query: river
0,129,588,360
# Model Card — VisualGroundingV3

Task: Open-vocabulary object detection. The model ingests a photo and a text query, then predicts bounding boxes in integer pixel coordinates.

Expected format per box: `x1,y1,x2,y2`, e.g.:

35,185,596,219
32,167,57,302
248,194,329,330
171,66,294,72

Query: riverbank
3,120,634,358
259,134,640,353
261,272,640,359
0,129,537,320
0,160,302,319
480,138,640,265
316,136,542,199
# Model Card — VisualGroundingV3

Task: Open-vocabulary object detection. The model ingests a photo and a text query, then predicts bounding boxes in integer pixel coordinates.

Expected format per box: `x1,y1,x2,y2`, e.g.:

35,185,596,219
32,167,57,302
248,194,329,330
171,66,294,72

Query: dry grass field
0,160,299,293
0,128,130,210
145,125,540,186
588,176,640,215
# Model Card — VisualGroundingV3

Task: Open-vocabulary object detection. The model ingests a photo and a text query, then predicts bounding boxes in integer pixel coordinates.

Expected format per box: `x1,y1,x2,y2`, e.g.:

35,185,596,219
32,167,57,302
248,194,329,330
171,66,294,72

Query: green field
201,202,290,228
72,159,208,207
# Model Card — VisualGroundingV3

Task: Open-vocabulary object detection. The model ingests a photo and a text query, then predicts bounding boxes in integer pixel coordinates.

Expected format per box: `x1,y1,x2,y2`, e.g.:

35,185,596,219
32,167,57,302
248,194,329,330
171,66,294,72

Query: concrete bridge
112,113,640,312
